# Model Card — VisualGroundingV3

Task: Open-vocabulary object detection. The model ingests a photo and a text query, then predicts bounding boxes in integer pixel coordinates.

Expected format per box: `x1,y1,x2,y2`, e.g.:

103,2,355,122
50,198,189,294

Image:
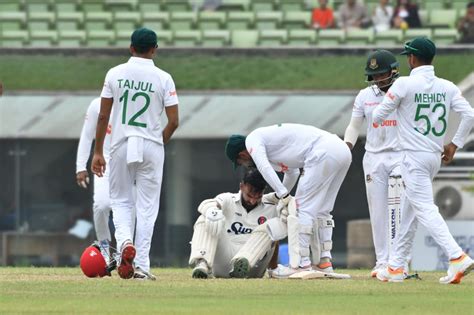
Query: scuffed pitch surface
0,268,472,315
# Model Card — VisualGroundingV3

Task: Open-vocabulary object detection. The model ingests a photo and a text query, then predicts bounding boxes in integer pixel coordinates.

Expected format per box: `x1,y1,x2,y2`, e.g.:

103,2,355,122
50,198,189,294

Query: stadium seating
0,0,465,48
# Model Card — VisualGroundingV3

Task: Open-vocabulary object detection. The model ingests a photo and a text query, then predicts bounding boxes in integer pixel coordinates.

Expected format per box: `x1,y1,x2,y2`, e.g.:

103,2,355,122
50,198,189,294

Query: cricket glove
204,207,225,236
276,194,291,223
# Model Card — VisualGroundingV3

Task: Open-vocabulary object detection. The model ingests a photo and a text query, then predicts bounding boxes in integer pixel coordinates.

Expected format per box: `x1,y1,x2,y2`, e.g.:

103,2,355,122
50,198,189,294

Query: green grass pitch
0,268,472,314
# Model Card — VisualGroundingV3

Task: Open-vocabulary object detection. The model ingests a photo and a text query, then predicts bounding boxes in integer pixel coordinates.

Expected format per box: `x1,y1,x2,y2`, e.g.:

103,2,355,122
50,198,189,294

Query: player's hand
441,142,457,165
91,154,106,177
76,171,90,189
276,194,292,223
204,208,225,236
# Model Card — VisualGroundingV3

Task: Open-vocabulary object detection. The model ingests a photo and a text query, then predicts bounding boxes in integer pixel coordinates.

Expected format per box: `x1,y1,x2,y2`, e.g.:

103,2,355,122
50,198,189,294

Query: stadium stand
0,0,468,48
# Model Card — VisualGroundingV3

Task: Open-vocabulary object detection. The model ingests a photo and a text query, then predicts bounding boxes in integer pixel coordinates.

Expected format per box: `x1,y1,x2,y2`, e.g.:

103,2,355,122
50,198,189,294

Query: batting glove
276,194,291,223
204,207,225,236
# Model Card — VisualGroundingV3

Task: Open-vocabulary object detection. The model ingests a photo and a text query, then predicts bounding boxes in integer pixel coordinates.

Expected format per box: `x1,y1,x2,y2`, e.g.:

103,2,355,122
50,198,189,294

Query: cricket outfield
0,268,472,314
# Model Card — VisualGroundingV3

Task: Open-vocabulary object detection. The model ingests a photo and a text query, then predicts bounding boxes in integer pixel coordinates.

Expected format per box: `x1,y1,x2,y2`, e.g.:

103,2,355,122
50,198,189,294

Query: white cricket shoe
370,263,387,278
133,267,157,281
313,258,334,273
192,259,211,279
99,239,111,265
376,266,405,283
439,253,474,285
268,264,310,279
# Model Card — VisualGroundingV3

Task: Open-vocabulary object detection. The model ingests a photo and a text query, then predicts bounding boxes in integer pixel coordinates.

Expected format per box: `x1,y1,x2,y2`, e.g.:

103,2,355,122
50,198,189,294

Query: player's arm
76,100,99,188
163,105,179,144
246,137,288,198
373,80,404,124
344,92,365,150
91,97,112,177
282,169,300,193
442,86,474,164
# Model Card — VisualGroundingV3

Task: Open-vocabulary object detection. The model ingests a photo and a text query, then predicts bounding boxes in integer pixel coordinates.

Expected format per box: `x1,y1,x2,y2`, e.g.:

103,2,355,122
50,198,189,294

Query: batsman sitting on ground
189,168,281,279
92,28,179,281
373,37,474,284
344,50,410,278
225,123,352,278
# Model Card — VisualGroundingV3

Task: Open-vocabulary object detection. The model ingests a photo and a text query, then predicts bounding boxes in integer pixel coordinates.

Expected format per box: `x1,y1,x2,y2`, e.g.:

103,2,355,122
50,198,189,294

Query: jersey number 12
120,89,150,128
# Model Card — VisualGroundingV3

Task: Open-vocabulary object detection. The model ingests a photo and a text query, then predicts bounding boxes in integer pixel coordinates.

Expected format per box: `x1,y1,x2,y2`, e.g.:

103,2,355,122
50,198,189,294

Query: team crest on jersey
369,58,378,70
366,174,372,183
257,216,267,225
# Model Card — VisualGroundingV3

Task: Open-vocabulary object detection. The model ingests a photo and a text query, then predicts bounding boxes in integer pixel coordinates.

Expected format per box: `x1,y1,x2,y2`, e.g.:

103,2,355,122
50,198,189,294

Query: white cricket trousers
362,151,402,266
109,138,164,272
93,172,112,242
297,134,352,260
389,151,463,268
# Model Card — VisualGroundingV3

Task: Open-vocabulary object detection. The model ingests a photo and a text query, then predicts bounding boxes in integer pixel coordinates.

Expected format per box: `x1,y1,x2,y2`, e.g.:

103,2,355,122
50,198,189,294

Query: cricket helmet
80,243,109,278
365,50,399,88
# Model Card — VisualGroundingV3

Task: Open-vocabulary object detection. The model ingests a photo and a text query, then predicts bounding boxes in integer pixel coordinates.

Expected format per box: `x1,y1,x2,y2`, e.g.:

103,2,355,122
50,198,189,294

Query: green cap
400,37,436,60
131,27,157,49
225,134,247,169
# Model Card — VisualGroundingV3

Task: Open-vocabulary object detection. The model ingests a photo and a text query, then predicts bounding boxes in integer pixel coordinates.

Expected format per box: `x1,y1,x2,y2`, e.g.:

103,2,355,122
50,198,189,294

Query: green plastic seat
27,12,55,31
231,30,259,47
162,0,191,12
418,9,429,27
452,1,470,10
219,0,251,11
433,28,459,45
278,0,305,12
0,12,27,31
0,0,23,12
173,30,201,47
282,11,312,30
57,30,86,47
428,9,457,28
317,29,345,46
24,0,53,12
56,12,84,31
113,12,141,32
201,30,231,47
259,29,288,47
169,12,197,31
374,29,403,45
255,11,283,30
0,30,29,47
404,28,432,41
198,11,226,30
81,0,106,12
84,11,113,31
288,29,317,46
87,30,116,47
142,12,170,31
227,12,254,30
346,28,374,45
422,0,446,10
137,0,161,12
54,0,80,12
29,30,58,47
105,0,138,12
251,0,275,11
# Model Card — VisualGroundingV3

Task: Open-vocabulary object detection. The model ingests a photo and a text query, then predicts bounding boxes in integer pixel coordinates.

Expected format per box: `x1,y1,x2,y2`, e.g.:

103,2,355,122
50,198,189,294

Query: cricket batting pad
231,224,272,268
189,215,218,268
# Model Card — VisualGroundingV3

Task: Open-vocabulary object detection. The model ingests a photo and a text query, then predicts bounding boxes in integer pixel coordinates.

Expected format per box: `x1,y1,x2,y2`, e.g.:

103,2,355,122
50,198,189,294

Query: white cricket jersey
246,123,333,198
76,98,111,173
101,57,178,152
216,192,278,246
352,86,399,152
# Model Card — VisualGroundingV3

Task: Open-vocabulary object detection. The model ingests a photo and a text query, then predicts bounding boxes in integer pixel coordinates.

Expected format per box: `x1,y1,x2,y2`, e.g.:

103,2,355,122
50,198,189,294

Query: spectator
312,0,335,29
392,0,421,30
337,0,371,29
201,0,221,11
372,0,394,32
458,2,474,44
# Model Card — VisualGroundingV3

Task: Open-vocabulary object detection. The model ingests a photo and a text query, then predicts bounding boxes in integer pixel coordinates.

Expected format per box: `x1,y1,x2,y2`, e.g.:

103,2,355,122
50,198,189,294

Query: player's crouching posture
189,168,284,278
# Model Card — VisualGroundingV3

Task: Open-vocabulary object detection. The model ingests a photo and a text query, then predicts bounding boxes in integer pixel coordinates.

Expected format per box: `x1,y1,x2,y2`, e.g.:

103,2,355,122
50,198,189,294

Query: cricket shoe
439,253,474,284
230,257,250,278
370,263,387,278
133,267,157,281
192,259,211,279
313,258,334,273
99,239,111,266
268,264,311,279
117,241,136,279
376,266,405,283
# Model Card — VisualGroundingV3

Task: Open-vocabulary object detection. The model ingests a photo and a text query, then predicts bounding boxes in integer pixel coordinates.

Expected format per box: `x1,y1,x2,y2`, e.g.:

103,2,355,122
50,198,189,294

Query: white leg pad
388,175,402,252
317,217,335,259
266,217,288,241
189,215,218,268
231,224,273,268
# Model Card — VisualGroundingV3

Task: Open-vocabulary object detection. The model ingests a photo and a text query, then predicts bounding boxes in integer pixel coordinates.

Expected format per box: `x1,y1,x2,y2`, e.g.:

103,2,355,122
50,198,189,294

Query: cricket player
373,37,474,284
225,123,352,277
344,50,407,278
92,28,179,280
189,168,281,279
76,97,113,263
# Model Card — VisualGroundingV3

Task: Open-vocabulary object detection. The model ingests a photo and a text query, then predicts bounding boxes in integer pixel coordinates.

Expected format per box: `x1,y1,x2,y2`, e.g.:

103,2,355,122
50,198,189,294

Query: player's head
80,243,110,278
365,49,399,92
130,27,158,57
225,134,254,169
401,37,436,69
240,168,266,211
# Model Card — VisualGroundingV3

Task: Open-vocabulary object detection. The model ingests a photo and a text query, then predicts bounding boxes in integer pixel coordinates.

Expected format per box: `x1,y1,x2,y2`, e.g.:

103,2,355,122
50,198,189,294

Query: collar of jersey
410,65,434,77
128,56,155,65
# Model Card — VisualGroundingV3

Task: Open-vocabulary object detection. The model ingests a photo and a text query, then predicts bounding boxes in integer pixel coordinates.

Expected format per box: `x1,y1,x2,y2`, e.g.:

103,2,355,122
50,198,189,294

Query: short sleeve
100,69,114,98
352,90,365,118
163,75,179,107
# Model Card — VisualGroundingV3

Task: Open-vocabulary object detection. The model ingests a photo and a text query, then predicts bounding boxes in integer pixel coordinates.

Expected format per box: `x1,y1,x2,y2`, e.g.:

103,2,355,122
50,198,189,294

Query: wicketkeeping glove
276,194,291,223
204,207,225,236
